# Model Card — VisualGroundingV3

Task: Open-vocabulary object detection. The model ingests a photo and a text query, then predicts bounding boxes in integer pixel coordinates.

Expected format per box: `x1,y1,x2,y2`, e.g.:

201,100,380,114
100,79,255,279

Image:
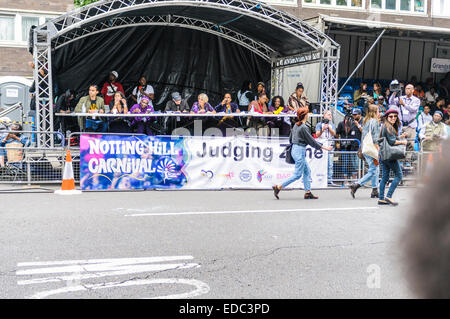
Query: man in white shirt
389,83,420,155
417,105,433,133
131,76,155,107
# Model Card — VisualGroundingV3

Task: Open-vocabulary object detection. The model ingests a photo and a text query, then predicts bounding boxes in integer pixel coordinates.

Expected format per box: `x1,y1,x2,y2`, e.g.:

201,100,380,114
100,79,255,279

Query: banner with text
80,135,327,190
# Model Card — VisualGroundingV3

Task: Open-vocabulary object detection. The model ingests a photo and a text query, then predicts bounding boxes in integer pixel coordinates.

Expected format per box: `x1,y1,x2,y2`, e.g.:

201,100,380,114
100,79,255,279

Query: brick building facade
0,0,73,78
1,0,449,80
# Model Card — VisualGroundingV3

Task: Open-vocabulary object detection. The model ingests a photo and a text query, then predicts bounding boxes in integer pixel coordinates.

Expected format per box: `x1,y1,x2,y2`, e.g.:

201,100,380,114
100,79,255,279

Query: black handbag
378,136,406,161
283,133,295,164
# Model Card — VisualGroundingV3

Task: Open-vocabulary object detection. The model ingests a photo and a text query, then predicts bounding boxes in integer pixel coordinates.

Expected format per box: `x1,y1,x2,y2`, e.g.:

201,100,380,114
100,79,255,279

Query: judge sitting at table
248,92,273,136
190,93,216,114
108,91,131,133
74,84,106,132
129,96,155,135
215,93,240,135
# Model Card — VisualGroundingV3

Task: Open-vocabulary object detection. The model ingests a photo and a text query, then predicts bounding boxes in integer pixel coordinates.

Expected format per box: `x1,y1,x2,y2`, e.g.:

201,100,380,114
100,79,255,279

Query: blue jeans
379,160,402,200
281,144,312,191
357,154,379,188
328,152,334,181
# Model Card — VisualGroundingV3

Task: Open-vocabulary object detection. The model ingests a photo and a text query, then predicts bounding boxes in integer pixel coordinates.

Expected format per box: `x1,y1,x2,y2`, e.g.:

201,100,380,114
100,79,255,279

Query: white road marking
17,256,193,267
16,256,210,299
123,206,380,217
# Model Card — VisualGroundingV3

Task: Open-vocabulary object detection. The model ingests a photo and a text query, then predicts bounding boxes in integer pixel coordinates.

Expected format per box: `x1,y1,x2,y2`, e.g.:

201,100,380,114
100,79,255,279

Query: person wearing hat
129,95,155,135
419,110,448,152
164,92,190,133
336,107,362,183
377,106,408,206
376,95,388,115
101,70,125,106
165,92,189,113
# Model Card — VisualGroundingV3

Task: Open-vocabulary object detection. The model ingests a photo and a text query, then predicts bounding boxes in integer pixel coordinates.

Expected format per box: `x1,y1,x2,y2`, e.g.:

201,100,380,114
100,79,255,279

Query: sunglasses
388,114,398,118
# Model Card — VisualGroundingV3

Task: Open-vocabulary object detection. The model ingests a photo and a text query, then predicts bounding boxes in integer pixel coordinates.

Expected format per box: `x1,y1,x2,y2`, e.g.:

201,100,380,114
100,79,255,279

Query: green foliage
74,0,100,7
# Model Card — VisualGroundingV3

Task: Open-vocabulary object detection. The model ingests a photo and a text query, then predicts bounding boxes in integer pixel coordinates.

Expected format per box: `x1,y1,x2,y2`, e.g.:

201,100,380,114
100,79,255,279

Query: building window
0,15,15,41
432,0,450,17
303,0,363,8
0,13,56,45
22,17,40,42
370,0,425,13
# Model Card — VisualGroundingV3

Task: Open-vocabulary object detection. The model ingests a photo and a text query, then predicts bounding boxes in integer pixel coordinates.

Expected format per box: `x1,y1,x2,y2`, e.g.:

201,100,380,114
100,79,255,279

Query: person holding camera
388,82,420,157
131,76,155,107
336,108,362,183
0,124,30,167
315,110,338,187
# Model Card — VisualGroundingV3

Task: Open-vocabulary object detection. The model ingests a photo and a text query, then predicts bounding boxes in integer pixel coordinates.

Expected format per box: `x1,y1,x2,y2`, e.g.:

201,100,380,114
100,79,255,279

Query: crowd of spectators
50,72,318,139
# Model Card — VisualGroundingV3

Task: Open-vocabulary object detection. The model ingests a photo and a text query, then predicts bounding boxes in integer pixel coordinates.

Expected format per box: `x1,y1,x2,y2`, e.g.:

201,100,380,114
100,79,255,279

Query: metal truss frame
33,0,340,147
53,15,275,62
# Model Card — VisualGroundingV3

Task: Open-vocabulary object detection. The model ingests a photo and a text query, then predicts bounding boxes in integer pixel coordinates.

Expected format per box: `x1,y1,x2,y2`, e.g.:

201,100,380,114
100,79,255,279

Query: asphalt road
0,186,416,299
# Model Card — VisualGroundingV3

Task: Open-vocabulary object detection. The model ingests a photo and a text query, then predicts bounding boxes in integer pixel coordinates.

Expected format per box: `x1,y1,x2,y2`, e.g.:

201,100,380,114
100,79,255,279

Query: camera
322,118,329,124
390,80,402,95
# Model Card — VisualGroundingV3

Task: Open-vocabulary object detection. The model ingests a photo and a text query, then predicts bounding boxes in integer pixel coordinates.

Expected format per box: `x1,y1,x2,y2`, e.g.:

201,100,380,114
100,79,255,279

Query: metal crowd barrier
0,131,65,184
0,132,444,186
329,138,362,185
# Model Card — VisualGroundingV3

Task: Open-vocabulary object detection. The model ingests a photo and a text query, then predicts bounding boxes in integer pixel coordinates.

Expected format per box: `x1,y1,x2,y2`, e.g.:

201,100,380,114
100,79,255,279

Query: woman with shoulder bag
377,107,407,206
350,104,381,199
272,107,332,200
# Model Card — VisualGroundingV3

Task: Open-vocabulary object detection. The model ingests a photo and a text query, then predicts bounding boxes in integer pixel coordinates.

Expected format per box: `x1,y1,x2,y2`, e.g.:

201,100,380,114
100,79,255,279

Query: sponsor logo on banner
239,170,252,182
257,170,266,183
218,172,234,179
156,157,179,183
276,173,292,179
256,170,273,183
200,170,214,180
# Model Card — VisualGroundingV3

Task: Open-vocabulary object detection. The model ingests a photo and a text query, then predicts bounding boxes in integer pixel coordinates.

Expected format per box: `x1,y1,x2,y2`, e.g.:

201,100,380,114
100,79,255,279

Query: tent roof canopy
35,0,339,63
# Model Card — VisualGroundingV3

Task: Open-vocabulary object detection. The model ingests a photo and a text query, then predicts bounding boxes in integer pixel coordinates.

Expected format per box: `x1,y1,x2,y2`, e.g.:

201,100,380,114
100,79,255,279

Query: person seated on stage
108,91,131,133
215,93,240,113
101,70,125,106
129,95,155,135
255,81,270,101
190,93,216,114
248,92,271,114
0,124,30,167
55,89,78,134
248,93,272,135
288,82,309,112
130,76,155,107
268,95,291,136
74,84,106,132
215,93,240,135
165,92,189,113
237,80,253,111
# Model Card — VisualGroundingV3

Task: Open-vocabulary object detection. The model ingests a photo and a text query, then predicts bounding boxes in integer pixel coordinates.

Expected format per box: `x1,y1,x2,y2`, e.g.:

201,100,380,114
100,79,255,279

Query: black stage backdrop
53,26,271,110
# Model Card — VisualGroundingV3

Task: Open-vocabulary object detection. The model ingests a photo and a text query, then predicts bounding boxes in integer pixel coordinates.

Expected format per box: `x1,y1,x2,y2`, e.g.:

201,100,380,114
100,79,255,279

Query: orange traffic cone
55,150,82,195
